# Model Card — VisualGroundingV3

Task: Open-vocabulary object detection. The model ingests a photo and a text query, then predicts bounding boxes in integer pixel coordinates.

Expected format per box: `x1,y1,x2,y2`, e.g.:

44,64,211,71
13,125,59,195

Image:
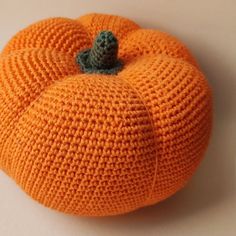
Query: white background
0,0,236,235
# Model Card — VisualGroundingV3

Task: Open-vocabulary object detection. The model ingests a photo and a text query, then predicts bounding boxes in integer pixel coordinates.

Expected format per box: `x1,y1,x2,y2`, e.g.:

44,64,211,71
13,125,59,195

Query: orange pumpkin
0,13,212,216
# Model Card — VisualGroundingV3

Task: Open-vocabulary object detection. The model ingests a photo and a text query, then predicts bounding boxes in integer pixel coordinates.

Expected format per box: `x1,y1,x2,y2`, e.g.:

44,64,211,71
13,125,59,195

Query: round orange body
0,13,212,216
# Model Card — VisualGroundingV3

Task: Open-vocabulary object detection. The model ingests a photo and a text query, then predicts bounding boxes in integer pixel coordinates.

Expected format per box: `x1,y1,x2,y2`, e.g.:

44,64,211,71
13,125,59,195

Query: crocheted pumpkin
0,13,212,216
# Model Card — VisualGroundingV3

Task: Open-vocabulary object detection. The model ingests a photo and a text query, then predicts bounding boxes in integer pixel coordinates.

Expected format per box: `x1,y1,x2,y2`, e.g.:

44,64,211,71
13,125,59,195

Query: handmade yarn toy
0,13,212,216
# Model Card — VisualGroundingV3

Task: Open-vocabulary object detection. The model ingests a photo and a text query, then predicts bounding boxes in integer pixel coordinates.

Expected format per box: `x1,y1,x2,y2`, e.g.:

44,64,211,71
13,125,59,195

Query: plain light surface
0,0,235,235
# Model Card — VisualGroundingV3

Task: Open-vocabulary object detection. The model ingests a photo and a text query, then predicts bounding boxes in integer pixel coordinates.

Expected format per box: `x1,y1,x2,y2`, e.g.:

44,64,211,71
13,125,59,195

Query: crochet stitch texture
0,13,212,216
77,30,123,74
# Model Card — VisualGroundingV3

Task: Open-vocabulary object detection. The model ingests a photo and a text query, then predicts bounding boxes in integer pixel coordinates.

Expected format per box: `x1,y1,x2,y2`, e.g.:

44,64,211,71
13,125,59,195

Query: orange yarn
0,13,212,216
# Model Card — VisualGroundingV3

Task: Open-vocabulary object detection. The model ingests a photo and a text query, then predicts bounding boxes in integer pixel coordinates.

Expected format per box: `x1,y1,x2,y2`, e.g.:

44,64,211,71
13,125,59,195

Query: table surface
0,1,236,235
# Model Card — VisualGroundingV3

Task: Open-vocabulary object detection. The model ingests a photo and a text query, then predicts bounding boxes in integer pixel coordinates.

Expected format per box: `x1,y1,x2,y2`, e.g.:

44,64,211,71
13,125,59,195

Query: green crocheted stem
76,31,123,74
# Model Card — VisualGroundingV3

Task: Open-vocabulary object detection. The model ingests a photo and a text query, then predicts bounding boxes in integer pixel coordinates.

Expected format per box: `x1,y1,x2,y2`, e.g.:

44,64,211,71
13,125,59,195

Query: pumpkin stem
76,31,123,74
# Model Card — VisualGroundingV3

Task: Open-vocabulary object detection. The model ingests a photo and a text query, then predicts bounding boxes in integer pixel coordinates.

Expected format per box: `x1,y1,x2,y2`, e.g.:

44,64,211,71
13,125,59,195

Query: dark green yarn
76,31,123,75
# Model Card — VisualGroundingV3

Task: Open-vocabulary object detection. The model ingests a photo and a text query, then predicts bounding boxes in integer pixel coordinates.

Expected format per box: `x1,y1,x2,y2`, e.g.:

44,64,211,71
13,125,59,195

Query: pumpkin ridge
9,74,157,215
2,18,91,57
0,49,79,171
77,13,140,42
119,55,212,205
119,28,198,67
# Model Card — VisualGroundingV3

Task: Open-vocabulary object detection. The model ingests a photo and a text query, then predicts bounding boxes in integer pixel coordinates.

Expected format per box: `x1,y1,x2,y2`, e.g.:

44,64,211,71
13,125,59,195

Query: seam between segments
119,75,159,206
